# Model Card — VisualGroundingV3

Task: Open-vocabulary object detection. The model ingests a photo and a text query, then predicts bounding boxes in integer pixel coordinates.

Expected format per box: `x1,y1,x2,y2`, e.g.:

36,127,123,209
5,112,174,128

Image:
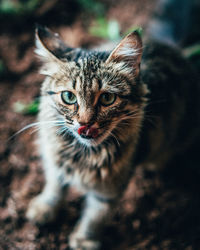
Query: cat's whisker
8,120,65,141
29,127,41,135
31,123,66,135
66,121,73,125
124,110,141,116
64,142,75,150
121,114,143,122
126,111,158,127
108,131,120,146
56,126,69,136
121,111,158,128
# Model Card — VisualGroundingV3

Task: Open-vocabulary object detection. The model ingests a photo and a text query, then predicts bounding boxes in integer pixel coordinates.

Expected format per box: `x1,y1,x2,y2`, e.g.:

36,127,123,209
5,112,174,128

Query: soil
1,0,200,249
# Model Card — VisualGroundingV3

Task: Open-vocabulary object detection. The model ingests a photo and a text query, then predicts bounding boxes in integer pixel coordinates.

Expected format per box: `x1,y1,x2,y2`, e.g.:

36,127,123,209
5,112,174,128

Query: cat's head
36,26,148,147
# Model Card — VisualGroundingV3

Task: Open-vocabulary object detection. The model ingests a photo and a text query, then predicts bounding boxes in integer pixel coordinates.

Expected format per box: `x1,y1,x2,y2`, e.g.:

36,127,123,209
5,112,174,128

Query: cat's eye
61,91,77,105
100,93,116,106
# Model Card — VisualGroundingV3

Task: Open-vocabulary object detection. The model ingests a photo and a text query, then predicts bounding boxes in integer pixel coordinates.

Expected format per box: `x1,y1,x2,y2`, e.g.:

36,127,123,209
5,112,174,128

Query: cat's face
36,26,147,147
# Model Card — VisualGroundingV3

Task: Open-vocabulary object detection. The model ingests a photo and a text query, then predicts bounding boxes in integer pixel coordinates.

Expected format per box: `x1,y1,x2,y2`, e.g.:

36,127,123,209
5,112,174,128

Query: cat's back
141,40,199,102
136,40,200,164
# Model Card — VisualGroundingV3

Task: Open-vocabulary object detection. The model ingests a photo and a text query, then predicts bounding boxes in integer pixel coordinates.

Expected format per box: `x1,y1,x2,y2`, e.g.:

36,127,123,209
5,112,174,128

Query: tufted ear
106,31,143,76
35,25,73,62
35,25,73,75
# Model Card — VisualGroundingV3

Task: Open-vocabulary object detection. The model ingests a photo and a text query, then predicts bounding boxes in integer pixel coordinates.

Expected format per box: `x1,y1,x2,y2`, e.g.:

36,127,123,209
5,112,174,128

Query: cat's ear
35,25,73,75
106,31,142,76
35,25,72,62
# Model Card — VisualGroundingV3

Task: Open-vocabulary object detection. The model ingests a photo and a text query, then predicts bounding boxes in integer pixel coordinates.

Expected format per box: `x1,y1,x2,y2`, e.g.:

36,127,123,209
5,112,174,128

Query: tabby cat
26,26,200,250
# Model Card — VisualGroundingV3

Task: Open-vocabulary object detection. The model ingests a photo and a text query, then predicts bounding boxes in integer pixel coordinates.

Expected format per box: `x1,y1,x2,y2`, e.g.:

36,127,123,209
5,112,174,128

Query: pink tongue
78,126,98,138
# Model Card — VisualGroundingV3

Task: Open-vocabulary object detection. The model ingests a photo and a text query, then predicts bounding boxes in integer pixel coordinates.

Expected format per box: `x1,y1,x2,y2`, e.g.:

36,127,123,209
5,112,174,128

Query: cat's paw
69,232,100,250
26,195,56,225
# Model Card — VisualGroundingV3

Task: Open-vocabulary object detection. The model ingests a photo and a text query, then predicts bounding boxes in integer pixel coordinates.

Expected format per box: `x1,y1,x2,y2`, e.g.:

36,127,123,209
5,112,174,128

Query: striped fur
26,26,200,250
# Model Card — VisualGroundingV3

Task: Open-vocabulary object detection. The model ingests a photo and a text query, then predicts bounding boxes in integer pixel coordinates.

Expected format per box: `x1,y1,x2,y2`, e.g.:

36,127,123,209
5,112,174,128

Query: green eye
61,91,77,105
100,93,116,106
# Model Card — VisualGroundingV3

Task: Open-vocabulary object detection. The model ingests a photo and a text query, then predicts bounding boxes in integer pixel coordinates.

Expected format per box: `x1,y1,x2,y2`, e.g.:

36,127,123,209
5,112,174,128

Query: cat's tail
147,0,199,47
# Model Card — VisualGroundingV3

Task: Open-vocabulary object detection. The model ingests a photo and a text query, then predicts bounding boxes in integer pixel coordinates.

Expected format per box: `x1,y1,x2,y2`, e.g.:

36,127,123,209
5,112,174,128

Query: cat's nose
78,117,93,126
78,121,90,126
77,108,95,126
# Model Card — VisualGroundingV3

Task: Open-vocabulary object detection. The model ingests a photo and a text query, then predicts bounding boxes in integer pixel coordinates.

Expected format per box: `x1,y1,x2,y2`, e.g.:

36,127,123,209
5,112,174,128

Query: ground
0,0,200,249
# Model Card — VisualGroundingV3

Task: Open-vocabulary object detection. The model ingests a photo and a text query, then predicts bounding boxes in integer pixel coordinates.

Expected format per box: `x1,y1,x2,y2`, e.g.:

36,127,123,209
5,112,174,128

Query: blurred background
0,0,200,249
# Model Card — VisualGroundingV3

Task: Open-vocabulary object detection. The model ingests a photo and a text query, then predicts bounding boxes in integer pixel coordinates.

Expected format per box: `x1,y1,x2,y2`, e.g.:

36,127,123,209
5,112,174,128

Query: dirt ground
1,0,200,249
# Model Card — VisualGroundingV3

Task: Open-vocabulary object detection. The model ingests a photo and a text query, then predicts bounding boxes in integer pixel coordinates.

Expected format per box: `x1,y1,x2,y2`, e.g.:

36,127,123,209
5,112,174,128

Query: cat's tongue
78,125,98,139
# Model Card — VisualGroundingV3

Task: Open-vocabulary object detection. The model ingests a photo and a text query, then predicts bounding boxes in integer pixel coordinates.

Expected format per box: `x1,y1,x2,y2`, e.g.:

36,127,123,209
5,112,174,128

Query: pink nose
78,125,98,139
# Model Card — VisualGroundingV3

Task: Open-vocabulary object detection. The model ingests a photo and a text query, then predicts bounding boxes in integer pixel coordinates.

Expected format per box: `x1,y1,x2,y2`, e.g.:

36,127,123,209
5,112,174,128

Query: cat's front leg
69,193,114,250
26,159,66,225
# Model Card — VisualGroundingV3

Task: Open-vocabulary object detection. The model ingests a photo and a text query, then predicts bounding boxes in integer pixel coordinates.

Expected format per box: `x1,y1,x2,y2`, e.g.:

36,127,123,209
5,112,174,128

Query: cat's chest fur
39,119,136,197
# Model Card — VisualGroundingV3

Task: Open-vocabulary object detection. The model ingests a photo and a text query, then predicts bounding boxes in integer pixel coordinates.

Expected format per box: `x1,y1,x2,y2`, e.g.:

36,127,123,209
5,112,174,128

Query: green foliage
183,44,200,58
183,43,200,70
89,18,143,41
78,0,142,41
89,18,120,40
13,99,39,115
0,0,40,16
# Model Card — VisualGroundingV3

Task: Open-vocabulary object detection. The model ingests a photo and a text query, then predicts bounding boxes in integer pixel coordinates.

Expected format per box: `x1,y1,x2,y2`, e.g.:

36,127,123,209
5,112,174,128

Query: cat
26,25,200,250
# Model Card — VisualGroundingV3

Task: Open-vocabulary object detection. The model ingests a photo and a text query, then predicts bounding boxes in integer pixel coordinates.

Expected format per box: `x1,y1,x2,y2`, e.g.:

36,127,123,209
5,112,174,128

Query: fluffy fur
26,26,200,250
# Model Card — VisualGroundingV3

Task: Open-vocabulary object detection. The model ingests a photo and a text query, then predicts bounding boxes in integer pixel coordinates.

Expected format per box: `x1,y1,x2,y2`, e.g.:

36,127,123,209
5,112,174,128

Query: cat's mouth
75,123,118,147
78,125,99,139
